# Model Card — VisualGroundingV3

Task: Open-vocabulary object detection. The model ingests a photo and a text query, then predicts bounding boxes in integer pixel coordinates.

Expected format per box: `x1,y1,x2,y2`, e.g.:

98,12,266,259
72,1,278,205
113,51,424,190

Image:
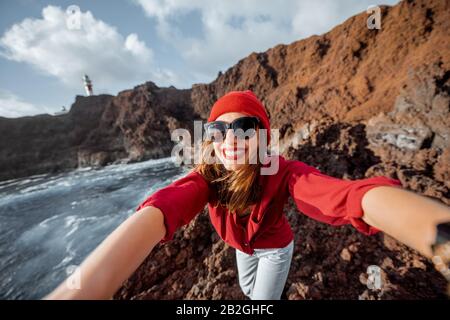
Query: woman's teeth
223,148,245,159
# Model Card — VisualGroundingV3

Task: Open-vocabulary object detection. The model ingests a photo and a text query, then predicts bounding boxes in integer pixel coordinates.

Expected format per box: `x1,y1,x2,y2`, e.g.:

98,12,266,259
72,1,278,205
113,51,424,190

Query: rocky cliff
190,0,449,205
0,83,198,181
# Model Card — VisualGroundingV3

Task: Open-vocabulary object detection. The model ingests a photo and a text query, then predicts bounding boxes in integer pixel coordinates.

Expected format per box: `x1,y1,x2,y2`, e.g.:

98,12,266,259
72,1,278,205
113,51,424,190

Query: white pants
235,240,294,300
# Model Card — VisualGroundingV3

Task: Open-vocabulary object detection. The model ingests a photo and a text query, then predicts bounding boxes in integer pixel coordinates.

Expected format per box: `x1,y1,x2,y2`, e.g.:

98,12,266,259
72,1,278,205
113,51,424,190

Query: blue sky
0,0,399,118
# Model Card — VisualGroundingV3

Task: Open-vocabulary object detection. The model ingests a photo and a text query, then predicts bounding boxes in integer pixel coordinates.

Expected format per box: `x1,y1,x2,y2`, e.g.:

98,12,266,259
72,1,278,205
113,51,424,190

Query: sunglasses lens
232,117,258,139
205,122,226,141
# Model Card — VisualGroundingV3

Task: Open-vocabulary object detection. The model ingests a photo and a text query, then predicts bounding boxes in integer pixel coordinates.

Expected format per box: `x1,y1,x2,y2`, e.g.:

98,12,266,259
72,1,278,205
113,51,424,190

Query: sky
0,0,399,118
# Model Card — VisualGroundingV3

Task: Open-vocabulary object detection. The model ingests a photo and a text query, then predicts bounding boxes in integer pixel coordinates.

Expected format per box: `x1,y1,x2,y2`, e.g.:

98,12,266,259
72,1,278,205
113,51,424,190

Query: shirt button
244,243,249,246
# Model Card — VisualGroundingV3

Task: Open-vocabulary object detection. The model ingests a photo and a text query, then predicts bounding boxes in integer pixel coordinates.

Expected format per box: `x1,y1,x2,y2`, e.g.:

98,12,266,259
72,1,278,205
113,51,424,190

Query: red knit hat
207,90,271,144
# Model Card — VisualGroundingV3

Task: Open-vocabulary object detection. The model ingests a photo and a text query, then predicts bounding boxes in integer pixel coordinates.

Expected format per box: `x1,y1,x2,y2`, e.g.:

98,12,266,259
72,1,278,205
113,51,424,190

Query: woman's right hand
44,206,166,299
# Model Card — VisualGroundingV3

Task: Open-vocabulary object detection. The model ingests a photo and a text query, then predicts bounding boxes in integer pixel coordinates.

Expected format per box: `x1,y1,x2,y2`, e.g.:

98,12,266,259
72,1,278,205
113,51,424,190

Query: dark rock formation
0,94,113,180
0,82,199,181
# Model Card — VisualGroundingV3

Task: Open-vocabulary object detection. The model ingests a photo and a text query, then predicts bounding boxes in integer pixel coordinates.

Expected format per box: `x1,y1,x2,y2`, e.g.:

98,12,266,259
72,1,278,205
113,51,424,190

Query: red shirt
136,155,402,254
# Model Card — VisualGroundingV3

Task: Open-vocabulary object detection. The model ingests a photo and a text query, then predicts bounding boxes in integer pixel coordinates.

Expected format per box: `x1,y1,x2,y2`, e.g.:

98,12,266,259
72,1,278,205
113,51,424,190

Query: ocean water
0,157,187,299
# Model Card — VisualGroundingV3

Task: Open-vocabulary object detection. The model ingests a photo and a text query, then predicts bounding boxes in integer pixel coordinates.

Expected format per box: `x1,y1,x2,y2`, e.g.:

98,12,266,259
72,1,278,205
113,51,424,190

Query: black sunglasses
204,116,260,141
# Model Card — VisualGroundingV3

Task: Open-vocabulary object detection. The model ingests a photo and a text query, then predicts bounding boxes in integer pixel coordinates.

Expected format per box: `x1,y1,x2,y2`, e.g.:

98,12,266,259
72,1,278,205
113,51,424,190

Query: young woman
46,90,450,300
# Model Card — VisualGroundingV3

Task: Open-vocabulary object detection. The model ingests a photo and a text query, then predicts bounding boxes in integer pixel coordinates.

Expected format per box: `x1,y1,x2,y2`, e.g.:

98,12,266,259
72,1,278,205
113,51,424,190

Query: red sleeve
288,161,402,235
136,170,209,243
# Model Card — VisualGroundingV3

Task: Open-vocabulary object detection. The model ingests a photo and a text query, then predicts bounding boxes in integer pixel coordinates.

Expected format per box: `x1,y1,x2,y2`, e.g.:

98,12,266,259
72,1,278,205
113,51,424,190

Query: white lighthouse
83,74,93,96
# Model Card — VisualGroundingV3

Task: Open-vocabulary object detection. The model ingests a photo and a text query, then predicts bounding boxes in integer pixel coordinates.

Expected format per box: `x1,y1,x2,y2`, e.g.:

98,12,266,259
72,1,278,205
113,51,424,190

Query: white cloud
134,0,399,82
0,89,50,118
135,0,295,79
0,5,180,93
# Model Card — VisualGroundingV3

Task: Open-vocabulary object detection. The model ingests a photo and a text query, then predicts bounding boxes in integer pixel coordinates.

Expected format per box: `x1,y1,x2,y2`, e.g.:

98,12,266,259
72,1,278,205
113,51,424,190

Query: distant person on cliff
46,90,450,300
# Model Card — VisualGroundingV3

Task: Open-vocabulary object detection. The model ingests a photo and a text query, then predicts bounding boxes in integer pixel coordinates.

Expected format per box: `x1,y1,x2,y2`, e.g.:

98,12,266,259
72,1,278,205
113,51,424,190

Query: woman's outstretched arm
44,206,165,300
361,186,450,258
288,160,450,258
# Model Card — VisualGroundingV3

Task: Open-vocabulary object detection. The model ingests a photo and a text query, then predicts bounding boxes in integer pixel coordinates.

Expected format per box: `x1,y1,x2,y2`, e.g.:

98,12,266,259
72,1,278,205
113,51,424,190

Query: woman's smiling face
212,112,259,171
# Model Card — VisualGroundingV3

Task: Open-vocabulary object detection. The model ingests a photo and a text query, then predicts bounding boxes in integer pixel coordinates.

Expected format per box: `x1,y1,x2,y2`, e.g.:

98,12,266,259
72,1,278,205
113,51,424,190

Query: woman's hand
44,206,166,299
361,186,450,258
